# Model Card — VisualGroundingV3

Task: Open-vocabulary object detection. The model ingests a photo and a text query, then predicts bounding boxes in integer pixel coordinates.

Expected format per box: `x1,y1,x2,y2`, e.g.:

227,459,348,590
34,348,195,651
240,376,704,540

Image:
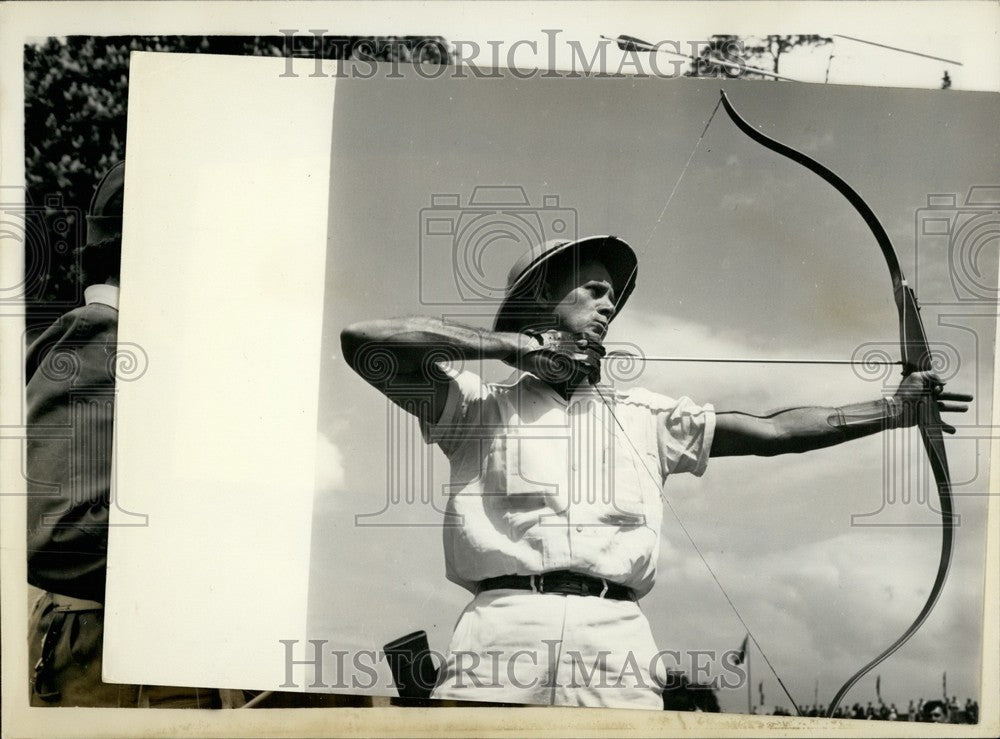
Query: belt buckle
531,574,545,594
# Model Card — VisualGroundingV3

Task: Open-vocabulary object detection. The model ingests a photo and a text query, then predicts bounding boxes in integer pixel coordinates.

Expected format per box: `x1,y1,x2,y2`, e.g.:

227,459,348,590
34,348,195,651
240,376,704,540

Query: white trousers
431,590,665,709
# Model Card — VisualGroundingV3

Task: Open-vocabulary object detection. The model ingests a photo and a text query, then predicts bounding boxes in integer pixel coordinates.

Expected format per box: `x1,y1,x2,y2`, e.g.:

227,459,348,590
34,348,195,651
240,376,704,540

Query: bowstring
590,381,803,715
641,96,723,253
606,92,803,715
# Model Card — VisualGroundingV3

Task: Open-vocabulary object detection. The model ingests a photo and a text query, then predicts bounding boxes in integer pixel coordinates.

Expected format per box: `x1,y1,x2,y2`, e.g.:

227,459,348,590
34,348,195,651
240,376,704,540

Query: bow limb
826,288,956,713
718,90,955,718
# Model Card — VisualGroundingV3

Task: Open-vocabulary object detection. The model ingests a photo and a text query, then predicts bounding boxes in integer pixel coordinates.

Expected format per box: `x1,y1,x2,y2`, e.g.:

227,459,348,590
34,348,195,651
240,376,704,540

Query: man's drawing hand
520,330,605,385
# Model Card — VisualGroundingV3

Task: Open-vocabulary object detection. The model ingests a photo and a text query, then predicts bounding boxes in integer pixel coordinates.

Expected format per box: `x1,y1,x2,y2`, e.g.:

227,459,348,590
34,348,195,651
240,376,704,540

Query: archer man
340,235,970,709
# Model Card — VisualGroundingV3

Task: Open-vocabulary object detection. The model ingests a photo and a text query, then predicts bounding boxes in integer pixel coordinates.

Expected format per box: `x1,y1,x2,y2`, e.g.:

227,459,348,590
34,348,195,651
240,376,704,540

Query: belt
50,593,104,611
478,570,635,601
33,591,104,702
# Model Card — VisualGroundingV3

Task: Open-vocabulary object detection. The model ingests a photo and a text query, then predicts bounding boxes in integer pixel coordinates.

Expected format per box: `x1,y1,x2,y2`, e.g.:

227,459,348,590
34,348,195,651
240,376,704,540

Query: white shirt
84,283,119,310
422,369,715,598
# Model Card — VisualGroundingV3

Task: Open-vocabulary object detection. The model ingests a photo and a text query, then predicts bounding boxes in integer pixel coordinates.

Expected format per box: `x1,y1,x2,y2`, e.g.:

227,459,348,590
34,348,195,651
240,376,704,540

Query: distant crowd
763,695,978,723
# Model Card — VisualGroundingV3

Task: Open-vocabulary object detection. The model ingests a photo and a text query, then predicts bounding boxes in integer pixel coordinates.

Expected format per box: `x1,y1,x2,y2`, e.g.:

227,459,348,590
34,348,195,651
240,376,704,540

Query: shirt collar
84,284,119,310
498,369,596,407
496,369,533,388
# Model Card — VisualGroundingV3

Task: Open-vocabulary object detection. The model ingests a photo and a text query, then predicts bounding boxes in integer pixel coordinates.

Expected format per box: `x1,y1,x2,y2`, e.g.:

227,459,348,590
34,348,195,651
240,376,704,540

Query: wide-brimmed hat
492,235,637,333
85,160,125,245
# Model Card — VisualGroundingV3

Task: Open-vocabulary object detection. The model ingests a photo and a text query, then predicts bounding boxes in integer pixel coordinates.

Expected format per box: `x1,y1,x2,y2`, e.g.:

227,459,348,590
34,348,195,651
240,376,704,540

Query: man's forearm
763,398,904,455
716,398,906,457
341,316,533,376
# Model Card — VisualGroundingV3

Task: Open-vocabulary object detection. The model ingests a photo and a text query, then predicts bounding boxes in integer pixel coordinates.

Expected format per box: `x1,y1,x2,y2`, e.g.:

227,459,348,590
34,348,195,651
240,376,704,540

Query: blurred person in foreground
25,163,371,711
25,161,229,708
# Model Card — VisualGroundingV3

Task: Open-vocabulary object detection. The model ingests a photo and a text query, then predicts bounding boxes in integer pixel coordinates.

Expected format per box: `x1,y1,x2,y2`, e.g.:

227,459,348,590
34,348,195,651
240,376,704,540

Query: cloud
315,431,346,493
649,506,976,712
607,305,872,411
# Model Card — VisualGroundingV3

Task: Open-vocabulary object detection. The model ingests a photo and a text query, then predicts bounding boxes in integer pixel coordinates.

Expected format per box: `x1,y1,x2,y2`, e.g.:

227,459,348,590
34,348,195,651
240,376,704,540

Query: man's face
545,258,617,341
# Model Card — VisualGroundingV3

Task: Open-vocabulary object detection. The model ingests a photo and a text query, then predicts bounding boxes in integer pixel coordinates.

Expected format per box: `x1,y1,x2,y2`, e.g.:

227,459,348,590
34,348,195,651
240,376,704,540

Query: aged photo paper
2,2,999,738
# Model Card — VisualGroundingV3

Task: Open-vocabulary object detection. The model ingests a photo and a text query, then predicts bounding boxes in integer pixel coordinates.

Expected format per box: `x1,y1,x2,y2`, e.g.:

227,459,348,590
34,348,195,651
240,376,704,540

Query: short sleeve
419,366,490,458
656,395,716,477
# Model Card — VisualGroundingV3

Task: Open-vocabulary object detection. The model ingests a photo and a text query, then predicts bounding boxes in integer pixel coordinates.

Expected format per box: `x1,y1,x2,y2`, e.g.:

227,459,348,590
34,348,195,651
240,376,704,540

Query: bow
717,90,955,716
593,88,956,717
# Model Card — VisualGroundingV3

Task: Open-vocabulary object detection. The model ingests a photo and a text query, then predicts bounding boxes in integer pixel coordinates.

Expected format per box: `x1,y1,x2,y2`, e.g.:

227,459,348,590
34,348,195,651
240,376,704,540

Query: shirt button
576,525,583,532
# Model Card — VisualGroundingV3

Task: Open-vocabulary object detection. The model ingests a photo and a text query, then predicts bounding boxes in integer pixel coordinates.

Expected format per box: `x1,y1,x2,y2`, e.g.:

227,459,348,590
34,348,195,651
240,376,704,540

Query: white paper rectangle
104,52,335,689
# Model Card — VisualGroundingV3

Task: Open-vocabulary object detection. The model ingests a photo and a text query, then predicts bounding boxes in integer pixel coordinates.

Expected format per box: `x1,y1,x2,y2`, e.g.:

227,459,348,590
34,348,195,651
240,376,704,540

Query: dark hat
492,235,637,333
85,160,125,245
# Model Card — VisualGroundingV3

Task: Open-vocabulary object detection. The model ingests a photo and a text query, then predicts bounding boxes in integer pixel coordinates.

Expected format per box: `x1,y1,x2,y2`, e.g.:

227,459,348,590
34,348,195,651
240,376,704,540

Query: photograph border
2,2,998,737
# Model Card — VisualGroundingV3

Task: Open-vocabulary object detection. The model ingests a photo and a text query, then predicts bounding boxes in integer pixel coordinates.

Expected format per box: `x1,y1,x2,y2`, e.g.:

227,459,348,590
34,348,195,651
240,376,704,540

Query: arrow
604,353,903,366
601,34,802,82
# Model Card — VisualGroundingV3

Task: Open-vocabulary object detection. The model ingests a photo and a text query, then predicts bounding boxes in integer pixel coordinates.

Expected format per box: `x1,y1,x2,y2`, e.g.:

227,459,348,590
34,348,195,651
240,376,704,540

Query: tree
23,35,451,335
688,34,832,79
747,35,832,76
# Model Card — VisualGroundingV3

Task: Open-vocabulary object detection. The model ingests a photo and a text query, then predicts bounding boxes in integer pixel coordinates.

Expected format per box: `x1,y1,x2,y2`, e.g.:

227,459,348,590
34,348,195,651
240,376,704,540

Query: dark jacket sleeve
25,303,118,601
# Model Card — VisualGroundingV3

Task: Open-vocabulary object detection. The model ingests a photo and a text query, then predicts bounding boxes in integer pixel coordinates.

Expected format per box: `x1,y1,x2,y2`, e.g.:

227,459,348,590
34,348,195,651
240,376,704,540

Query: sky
0,5,995,736
306,65,998,715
